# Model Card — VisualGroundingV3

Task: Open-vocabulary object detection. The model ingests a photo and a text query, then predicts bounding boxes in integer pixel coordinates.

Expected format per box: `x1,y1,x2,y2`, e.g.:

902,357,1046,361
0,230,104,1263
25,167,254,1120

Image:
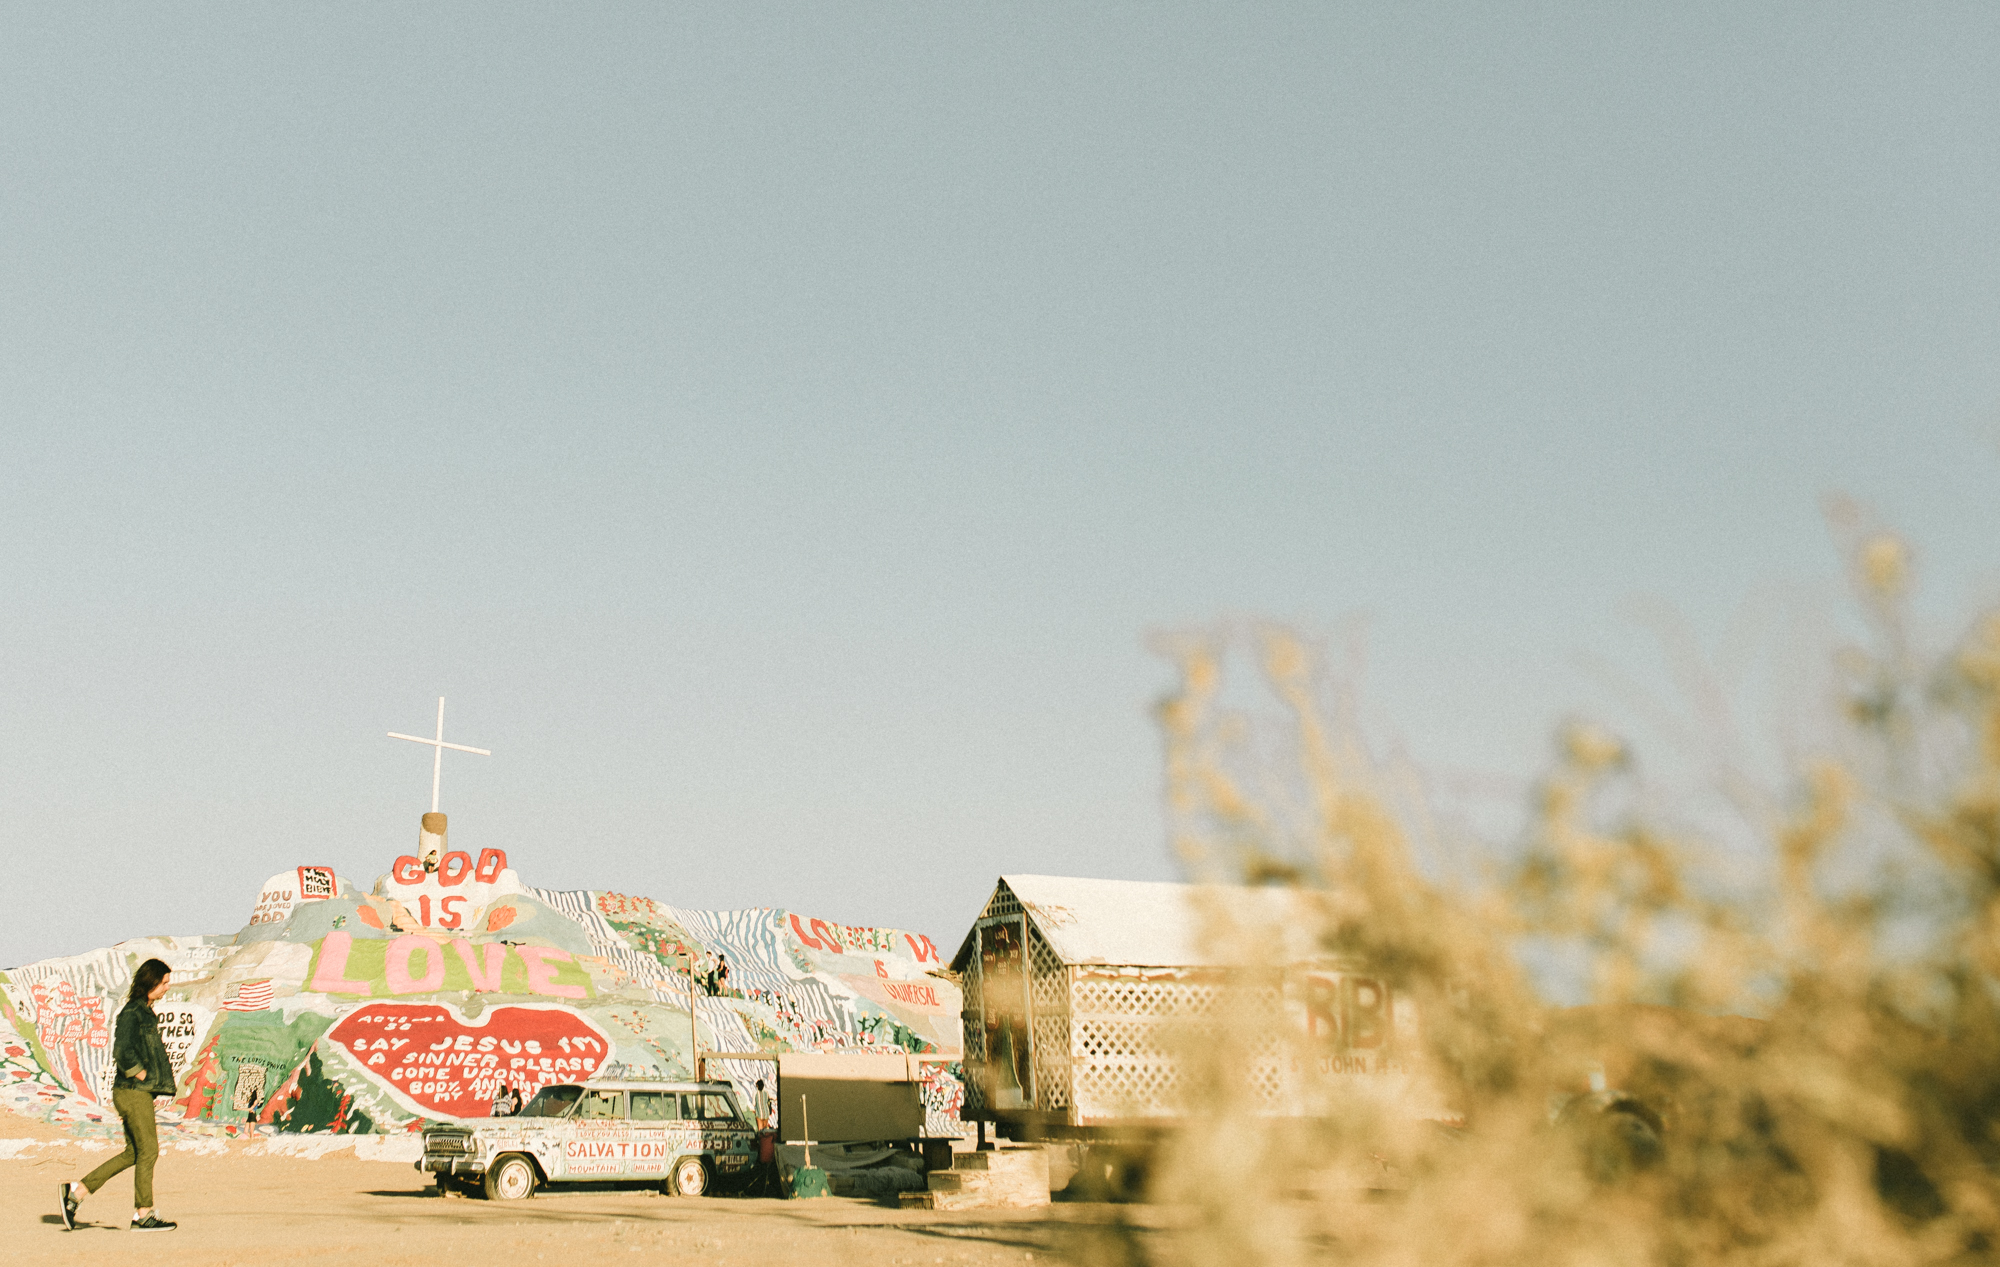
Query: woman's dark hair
126,958,172,1007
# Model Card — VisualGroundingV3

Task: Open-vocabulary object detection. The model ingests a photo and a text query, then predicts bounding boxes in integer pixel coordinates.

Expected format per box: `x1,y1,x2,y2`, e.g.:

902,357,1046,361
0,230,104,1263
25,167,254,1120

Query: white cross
388,697,491,813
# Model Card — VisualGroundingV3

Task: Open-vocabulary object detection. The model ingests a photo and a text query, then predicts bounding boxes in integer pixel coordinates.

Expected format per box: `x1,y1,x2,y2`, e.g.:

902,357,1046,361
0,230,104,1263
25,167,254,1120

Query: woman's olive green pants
81,1088,160,1207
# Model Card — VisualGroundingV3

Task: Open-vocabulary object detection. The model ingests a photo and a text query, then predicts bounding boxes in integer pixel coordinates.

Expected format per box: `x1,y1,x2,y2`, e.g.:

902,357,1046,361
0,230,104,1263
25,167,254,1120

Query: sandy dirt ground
3,1128,1158,1267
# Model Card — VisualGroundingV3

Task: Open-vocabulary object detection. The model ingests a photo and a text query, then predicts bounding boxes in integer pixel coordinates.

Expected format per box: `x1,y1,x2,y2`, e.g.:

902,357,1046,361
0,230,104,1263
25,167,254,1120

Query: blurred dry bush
1077,523,2000,1267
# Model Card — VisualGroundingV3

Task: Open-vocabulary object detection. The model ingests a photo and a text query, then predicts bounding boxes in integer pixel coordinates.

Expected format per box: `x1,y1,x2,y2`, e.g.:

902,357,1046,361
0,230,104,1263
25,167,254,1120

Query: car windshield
691,1091,746,1122
518,1085,584,1117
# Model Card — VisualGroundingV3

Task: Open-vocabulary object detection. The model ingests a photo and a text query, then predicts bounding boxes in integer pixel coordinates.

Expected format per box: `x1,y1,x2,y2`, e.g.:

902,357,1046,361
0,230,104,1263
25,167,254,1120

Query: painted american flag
221,979,273,1012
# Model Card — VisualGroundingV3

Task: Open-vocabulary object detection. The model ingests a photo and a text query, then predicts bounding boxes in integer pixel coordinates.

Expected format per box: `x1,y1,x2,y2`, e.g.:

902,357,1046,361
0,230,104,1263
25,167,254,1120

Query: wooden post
800,1094,812,1169
785,1093,829,1198
686,951,701,1080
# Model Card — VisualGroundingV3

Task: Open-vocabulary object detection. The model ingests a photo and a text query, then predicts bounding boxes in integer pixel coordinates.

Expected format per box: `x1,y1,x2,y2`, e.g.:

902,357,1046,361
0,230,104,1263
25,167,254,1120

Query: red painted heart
325,1002,613,1120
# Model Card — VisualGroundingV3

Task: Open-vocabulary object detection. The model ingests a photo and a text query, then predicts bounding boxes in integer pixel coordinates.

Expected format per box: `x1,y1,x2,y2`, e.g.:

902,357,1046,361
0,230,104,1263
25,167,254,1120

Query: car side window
629,1091,675,1121
574,1090,625,1120
695,1093,739,1122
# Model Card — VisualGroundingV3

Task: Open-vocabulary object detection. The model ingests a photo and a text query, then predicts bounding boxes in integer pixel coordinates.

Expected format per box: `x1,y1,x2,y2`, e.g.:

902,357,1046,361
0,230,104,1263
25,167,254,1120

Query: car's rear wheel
668,1155,709,1197
484,1154,538,1201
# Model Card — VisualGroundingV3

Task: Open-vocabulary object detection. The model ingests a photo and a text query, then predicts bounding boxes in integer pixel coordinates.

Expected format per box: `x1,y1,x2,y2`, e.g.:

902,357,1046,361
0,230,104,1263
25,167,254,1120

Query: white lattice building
951,875,1426,1137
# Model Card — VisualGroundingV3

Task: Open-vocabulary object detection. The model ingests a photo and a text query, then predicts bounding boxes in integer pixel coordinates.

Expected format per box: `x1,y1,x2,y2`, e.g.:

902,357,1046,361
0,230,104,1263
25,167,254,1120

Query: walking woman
59,957,178,1231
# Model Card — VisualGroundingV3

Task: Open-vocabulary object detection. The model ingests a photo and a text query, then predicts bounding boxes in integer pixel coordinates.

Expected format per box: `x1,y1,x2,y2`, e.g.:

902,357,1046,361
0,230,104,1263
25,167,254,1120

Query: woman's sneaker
59,1184,79,1230
130,1214,177,1230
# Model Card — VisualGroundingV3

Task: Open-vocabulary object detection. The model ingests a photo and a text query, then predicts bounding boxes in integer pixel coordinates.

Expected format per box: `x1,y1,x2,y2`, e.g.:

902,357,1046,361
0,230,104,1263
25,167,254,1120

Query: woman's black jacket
110,1000,176,1095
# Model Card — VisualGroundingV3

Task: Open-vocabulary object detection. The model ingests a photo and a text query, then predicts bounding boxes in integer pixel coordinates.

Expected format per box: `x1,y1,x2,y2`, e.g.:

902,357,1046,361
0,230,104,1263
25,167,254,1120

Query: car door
669,1091,705,1163
627,1089,679,1179
690,1090,752,1164
560,1087,629,1179
719,1088,762,1177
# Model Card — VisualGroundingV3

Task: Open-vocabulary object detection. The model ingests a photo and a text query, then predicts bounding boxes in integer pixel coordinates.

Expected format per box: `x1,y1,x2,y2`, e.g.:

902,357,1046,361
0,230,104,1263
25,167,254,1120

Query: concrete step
927,1182,1045,1212
921,1145,1050,1209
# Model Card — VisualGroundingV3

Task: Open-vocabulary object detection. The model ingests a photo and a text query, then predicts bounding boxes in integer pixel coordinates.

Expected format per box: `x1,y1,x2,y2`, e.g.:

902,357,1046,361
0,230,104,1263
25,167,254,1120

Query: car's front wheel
668,1155,709,1197
484,1154,538,1201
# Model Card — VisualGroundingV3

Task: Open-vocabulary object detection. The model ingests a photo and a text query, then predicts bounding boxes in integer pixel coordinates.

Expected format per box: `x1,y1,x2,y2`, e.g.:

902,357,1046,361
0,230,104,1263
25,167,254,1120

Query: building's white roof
997,874,1333,968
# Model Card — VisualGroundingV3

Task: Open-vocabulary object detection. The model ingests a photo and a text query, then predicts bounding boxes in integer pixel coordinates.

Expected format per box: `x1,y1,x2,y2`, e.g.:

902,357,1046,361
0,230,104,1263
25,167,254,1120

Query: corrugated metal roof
980,874,1332,968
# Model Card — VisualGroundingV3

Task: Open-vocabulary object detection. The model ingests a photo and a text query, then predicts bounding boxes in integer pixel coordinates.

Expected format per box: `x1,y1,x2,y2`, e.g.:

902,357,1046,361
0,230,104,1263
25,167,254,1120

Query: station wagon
418,1078,759,1199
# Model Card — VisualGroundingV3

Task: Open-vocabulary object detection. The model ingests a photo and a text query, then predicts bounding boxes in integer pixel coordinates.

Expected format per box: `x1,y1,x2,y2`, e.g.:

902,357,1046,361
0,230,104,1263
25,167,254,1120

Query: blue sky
3,4,1997,968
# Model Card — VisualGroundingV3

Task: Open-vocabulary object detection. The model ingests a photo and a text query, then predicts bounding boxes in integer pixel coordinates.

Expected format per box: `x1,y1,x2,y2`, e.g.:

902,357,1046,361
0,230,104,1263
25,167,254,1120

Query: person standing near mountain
59,958,178,1231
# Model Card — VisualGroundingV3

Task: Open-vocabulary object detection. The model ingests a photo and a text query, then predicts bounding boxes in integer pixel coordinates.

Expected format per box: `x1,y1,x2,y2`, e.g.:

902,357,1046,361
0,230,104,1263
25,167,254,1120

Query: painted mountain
0,849,963,1137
